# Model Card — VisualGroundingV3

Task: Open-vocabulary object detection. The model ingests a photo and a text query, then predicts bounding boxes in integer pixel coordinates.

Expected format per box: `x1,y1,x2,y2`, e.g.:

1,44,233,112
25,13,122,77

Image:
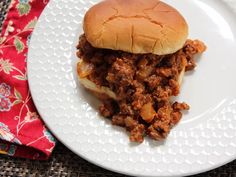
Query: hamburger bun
83,0,188,55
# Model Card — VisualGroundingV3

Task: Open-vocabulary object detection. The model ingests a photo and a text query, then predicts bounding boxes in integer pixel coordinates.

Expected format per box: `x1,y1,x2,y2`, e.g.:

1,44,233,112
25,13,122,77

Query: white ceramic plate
28,0,236,176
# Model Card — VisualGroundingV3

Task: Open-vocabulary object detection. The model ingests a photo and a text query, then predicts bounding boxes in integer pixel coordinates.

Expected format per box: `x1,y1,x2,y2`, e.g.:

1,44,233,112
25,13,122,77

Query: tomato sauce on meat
77,35,206,143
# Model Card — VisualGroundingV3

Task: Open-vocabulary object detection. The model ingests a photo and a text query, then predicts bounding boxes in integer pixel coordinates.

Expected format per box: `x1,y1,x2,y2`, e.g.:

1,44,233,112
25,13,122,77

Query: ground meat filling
77,34,206,143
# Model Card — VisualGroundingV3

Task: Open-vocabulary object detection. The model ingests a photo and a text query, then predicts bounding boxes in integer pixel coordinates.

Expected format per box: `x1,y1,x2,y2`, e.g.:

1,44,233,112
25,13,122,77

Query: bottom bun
78,77,117,100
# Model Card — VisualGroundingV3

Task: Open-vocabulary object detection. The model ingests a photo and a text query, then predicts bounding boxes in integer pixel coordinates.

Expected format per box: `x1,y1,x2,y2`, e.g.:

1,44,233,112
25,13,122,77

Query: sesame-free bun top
83,0,188,55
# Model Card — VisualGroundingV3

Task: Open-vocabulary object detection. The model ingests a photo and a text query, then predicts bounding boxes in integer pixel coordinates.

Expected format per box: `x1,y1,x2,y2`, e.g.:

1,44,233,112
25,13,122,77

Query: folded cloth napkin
0,0,56,160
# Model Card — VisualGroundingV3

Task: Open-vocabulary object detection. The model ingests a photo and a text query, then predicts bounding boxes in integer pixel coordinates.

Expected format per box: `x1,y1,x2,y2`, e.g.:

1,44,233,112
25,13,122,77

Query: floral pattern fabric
0,0,56,160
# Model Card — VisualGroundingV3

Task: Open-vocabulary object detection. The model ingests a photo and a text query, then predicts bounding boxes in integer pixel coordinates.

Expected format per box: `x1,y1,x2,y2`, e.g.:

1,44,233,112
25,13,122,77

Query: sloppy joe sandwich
76,0,206,143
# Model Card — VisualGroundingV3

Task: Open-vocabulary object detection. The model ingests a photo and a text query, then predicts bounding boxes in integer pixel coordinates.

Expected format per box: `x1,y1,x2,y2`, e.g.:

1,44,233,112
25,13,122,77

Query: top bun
83,0,188,55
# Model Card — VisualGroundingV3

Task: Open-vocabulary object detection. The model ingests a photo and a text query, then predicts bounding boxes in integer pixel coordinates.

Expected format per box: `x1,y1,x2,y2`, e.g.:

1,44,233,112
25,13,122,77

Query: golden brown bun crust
83,0,188,55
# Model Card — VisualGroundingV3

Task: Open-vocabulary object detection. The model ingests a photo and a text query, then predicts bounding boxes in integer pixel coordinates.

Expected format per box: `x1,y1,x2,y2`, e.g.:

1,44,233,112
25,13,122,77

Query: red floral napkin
0,0,56,160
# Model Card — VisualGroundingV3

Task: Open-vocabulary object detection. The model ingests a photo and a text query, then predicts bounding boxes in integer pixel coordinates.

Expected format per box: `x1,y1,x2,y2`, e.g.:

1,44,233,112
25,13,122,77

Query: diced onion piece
137,58,148,68
178,66,185,86
137,66,153,80
77,60,94,78
140,102,156,123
